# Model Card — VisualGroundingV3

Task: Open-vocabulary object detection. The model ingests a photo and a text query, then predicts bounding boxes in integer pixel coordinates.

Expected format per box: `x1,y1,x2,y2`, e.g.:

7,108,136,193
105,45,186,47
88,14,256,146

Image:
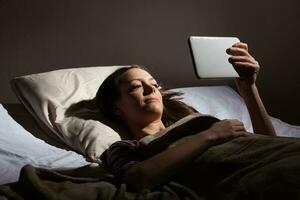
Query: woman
96,42,300,198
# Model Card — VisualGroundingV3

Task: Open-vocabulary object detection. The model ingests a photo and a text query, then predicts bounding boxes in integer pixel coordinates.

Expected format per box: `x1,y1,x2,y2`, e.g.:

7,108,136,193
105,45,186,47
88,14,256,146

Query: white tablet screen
189,36,240,79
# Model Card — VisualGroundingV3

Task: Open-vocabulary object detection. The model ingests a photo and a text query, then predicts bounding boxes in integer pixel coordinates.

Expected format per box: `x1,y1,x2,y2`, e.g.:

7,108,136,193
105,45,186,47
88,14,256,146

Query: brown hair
95,65,197,127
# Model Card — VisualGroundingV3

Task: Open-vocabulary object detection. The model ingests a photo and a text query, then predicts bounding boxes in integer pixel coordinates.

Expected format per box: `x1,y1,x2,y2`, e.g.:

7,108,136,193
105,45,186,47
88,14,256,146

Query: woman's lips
145,98,159,103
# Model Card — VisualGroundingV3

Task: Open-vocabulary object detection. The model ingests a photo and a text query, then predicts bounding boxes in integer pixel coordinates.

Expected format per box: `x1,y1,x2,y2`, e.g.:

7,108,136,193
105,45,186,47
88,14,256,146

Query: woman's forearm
125,131,211,191
237,82,276,136
139,114,219,157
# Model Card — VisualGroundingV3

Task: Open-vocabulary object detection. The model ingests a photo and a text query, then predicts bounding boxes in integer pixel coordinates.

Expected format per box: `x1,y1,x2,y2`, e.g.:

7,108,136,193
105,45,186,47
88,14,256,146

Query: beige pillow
11,66,127,162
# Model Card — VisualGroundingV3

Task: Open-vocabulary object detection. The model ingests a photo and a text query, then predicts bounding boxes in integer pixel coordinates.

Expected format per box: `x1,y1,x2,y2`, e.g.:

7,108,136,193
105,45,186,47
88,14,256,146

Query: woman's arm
125,119,248,191
227,42,276,136
139,114,220,157
235,80,276,136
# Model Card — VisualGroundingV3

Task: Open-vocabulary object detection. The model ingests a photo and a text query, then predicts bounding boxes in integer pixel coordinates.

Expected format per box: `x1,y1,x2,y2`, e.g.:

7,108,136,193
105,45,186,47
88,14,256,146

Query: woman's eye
152,84,160,88
153,83,162,89
129,84,142,90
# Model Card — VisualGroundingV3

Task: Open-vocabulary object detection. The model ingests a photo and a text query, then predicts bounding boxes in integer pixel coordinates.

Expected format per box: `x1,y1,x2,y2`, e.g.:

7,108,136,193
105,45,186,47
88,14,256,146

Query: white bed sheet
0,104,90,185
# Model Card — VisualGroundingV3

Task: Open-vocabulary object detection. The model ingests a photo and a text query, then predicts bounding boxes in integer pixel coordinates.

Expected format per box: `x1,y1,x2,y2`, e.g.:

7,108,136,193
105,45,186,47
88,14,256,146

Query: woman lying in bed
96,42,300,198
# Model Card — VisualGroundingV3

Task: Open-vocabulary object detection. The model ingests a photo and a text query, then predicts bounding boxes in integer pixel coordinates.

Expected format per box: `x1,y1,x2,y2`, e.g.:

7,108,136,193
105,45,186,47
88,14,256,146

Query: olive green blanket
0,165,200,200
1,135,300,200
175,134,300,199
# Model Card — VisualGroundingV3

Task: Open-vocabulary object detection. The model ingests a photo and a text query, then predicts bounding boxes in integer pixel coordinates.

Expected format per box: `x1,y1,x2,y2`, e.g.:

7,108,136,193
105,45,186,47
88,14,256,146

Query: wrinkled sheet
0,104,90,185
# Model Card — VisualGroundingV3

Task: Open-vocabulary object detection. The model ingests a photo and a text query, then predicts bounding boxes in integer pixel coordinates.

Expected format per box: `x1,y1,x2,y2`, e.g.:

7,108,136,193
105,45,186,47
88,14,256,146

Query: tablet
188,36,240,79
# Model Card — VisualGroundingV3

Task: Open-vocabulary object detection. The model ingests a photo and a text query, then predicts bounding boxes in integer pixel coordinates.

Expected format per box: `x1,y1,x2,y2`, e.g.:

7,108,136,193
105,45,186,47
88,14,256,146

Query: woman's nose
143,83,155,95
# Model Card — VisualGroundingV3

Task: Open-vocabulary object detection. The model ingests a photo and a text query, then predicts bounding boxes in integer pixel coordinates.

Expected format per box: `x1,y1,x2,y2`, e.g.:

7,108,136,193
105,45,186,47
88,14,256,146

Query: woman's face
114,68,163,126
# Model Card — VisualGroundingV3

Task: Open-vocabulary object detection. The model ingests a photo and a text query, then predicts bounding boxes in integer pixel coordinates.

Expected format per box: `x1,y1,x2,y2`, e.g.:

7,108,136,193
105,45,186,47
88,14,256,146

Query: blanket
0,165,201,200
2,135,300,200
138,114,300,199
174,134,300,199
1,114,300,200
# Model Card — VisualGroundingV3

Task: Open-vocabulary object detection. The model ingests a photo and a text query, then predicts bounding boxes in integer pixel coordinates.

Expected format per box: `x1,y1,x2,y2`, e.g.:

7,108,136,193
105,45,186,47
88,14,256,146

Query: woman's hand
226,42,276,136
226,42,260,87
202,119,249,146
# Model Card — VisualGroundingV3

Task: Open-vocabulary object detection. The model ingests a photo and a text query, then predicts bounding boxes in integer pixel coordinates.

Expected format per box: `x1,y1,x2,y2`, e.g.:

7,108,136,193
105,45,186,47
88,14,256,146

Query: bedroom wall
0,0,299,125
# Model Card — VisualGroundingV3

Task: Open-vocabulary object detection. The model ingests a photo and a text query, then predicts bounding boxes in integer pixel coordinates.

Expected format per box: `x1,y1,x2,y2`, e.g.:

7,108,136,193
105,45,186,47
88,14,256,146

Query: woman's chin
144,103,163,113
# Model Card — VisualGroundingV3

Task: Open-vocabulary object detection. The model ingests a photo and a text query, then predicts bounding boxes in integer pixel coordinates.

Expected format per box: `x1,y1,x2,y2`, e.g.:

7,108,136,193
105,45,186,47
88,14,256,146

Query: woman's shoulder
100,140,141,163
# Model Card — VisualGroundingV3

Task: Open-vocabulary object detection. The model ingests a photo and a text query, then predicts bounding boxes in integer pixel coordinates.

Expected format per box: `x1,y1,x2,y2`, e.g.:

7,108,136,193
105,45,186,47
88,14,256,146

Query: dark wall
0,0,299,125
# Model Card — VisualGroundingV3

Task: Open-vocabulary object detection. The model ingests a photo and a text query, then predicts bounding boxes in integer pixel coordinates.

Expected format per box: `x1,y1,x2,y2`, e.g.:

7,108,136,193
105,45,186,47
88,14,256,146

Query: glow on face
114,68,163,124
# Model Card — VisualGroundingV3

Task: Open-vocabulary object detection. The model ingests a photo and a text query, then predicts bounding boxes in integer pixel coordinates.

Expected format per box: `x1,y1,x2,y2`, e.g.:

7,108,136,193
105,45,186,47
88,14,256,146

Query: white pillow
172,86,254,132
173,86,300,138
11,66,126,162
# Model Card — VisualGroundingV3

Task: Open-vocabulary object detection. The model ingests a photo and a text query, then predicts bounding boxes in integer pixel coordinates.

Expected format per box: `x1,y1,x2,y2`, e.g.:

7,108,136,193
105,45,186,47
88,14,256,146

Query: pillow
173,87,300,138
172,86,254,132
11,66,126,162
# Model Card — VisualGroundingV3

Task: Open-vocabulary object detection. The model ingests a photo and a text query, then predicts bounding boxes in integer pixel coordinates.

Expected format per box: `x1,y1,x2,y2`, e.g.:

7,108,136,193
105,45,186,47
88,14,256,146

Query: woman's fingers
207,119,249,145
231,62,259,69
226,46,250,57
232,62,260,73
228,48,260,78
233,131,248,138
223,119,243,125
228,56,259,70
232,42,248,51
234,125,247,132
225,119,247,134
228,56,257,64
222,119,246,131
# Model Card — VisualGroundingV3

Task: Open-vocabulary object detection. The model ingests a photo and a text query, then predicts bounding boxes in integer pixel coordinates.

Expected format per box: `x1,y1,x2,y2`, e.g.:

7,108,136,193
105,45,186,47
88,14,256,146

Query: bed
0,66,300,199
